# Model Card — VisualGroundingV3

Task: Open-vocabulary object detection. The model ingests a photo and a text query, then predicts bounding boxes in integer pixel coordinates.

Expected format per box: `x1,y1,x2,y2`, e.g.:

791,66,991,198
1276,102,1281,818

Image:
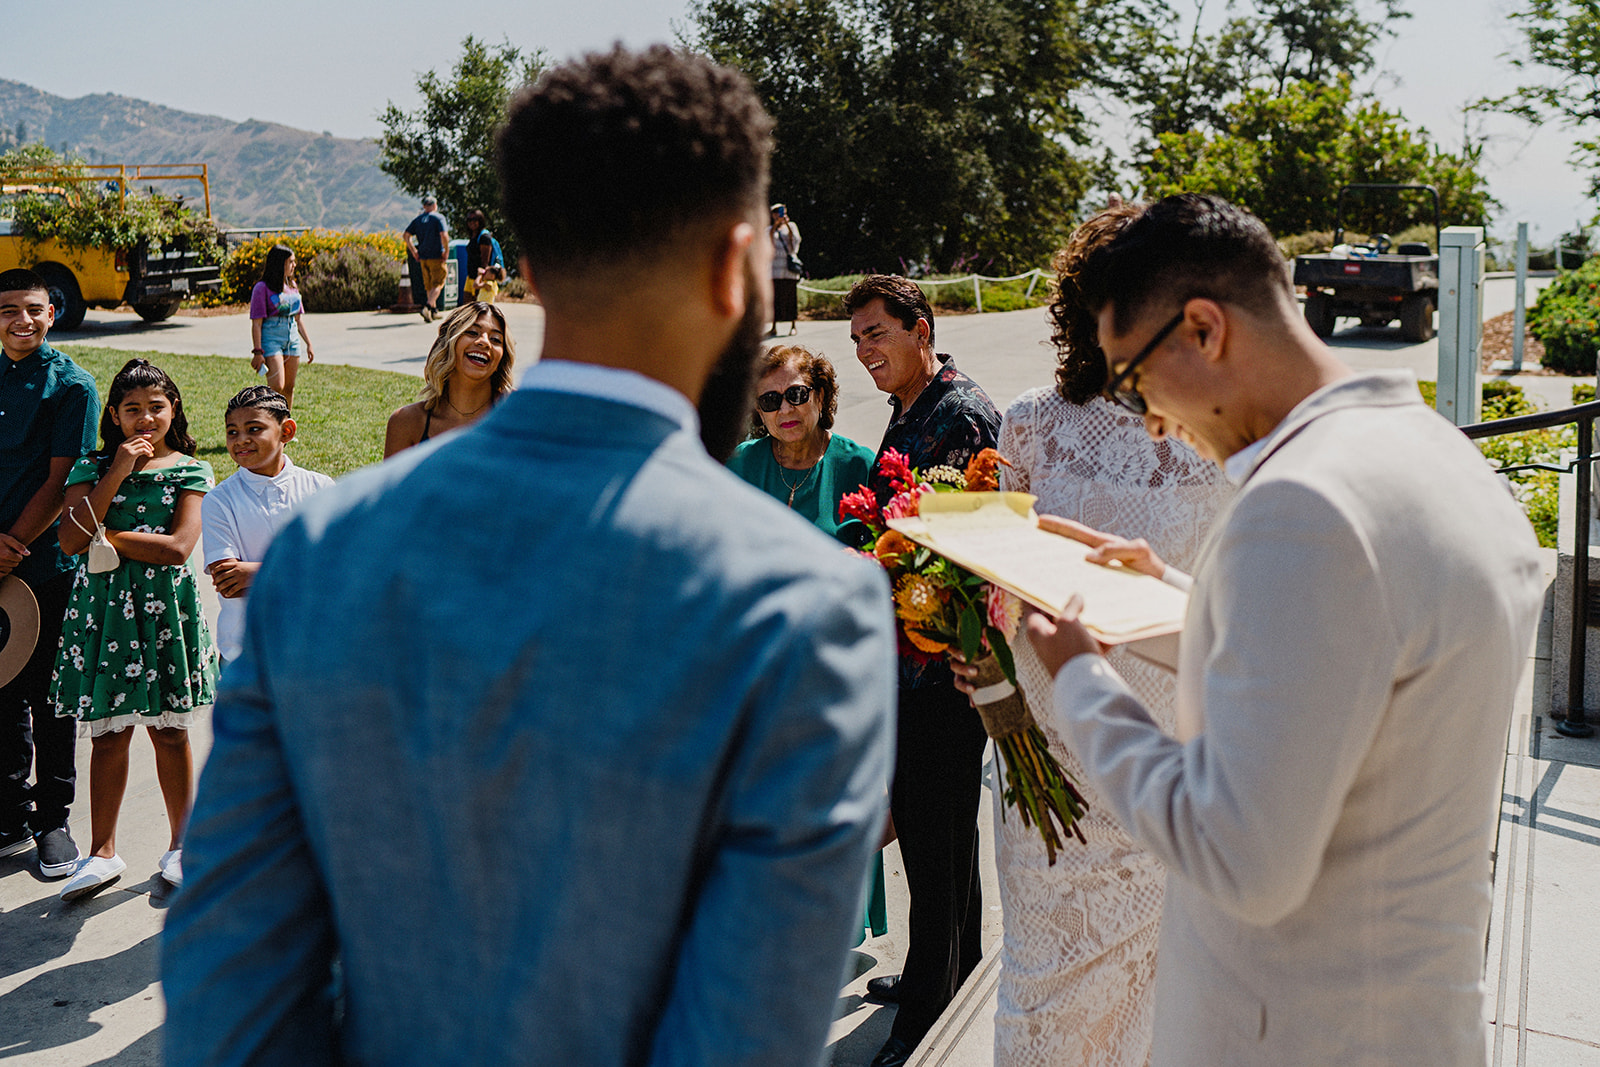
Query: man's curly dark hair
496,45,773,281
1048,201,1145,404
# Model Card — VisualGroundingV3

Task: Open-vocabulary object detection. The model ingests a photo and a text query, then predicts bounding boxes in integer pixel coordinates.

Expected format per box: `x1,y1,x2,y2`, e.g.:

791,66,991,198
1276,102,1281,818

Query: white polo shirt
202,456,334,662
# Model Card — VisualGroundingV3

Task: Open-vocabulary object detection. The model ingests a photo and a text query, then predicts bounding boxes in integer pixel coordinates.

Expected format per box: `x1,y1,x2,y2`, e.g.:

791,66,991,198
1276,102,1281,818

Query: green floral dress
51,456,217,736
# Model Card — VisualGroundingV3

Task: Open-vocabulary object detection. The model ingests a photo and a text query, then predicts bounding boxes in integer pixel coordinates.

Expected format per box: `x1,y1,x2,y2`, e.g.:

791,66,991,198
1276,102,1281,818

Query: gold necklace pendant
778,457,819,508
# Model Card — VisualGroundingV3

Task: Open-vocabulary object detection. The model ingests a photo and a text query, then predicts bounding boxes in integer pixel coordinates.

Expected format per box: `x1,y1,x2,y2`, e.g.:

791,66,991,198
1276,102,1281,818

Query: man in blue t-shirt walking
404,196,450,322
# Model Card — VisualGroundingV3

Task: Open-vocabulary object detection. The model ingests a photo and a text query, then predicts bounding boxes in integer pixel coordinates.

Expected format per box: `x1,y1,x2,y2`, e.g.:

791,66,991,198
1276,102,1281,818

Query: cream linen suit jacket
1052,372,1544,1065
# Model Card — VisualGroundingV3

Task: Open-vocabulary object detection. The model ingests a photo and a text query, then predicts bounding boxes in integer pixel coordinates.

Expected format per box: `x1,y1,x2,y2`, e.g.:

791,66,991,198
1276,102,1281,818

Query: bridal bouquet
840,448,1088,863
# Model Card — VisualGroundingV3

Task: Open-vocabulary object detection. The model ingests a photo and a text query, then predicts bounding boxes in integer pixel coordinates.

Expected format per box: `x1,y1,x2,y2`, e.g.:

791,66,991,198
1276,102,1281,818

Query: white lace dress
992,389,1232,1067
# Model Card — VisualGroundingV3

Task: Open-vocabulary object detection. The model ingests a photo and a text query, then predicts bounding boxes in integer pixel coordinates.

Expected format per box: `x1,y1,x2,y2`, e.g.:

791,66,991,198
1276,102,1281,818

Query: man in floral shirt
847,275,1000,1067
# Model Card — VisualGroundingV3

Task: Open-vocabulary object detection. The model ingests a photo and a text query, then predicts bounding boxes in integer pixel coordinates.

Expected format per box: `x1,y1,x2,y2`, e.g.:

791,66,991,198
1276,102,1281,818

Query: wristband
252,347,264,355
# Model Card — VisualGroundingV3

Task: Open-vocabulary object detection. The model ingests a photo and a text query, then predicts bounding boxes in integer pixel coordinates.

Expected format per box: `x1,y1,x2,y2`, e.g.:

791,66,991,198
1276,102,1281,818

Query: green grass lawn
57,346,422,481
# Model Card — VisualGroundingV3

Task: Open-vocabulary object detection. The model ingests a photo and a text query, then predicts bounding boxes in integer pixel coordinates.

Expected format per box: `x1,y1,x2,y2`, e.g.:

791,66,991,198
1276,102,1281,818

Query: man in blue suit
162,46,897,1066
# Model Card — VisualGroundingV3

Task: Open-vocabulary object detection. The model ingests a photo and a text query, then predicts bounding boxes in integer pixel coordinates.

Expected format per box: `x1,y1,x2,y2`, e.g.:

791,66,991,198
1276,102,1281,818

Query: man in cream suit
163,48,896,1066
1027,194,1543,1065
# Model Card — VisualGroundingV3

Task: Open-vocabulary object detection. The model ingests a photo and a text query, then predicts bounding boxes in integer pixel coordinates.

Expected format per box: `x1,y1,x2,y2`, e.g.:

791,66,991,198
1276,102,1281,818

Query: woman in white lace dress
990,207,1232,1067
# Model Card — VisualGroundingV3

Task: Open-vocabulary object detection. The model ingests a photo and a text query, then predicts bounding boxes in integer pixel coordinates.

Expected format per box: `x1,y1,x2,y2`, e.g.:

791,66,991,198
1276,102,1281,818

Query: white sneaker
158,848,183,888
59,854,126,902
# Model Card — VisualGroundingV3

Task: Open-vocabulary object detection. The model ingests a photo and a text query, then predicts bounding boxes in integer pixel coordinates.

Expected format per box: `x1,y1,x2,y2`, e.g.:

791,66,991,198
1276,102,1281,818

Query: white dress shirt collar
522,359,700,435
235,455,301,502
1222,376,1353,484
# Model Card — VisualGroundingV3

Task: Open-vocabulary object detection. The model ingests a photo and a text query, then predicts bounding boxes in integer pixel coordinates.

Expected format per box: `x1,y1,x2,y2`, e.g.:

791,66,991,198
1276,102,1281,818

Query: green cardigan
726,431,877,544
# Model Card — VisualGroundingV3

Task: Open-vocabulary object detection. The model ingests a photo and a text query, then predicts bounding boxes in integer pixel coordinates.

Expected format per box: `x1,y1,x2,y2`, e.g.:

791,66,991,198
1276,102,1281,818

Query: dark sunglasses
1103,310,1184,415
756,385,813,412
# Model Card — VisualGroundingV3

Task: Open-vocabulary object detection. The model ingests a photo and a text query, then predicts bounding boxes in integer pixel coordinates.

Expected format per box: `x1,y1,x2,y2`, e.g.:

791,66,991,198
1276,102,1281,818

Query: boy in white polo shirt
202,387,333,664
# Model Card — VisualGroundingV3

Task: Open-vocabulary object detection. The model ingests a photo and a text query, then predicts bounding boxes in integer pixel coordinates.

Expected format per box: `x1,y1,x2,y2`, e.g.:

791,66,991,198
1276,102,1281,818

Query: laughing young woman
384,302,517,457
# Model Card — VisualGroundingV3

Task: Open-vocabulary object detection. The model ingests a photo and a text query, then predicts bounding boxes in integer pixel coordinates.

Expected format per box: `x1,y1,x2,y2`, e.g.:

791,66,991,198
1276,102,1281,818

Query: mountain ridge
0,79,411,233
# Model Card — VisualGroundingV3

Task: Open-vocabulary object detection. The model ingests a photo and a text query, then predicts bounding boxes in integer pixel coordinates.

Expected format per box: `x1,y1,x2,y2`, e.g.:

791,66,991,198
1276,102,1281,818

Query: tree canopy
687,0,1115,276
377,37,546,258
689,0,1487,269
1140,76,1494,237
1485,0,1600,204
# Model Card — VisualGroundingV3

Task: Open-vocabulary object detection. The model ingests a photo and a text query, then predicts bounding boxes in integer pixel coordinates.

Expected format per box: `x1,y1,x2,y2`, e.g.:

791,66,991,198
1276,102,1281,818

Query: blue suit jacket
162,386,897,1066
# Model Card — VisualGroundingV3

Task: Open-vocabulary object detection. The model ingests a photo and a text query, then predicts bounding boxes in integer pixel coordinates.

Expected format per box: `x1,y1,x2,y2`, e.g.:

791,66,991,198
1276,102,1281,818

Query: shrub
298,243,401,313
216,230,406,306
1419,378,1567,547
1527,257,1600,374
1575,383,1595,404
1,145,226,264
797,272,1052,320
1277,231,1335,258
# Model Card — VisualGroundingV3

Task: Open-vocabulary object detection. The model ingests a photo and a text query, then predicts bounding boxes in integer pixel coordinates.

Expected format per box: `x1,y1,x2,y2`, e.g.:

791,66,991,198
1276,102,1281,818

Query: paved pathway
4,274,1594,1065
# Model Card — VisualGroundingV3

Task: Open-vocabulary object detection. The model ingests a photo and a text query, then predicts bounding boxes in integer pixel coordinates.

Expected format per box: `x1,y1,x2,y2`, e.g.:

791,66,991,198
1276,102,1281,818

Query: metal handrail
1461,401,1599,737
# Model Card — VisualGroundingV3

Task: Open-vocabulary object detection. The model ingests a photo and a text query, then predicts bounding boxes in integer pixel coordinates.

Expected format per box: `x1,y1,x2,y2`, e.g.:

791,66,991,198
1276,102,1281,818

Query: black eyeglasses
1103,311,1184,415
756,385,813,412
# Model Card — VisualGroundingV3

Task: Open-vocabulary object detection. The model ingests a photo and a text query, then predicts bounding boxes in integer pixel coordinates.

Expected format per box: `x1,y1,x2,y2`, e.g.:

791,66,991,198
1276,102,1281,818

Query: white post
1514,221,1528,372
1437,225,1486,426
973,276,983,313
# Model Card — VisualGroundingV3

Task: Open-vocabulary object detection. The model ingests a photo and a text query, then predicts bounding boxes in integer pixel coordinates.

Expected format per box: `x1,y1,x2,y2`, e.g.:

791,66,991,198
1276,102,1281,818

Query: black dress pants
0,570,77,837
887,678,989,1047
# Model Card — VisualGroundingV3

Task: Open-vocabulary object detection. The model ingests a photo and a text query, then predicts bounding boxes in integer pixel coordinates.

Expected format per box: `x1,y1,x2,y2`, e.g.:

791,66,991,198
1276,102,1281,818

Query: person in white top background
769,202,802,337
202,386,333,665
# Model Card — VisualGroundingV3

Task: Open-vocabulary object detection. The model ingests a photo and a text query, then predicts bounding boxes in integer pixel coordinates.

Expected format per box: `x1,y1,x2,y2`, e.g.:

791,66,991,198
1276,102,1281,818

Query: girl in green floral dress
52,359,216,902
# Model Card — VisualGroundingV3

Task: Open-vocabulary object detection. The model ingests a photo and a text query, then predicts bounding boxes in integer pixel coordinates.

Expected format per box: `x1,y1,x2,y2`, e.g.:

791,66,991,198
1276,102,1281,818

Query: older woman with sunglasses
726,345,877,544
726,343,888,950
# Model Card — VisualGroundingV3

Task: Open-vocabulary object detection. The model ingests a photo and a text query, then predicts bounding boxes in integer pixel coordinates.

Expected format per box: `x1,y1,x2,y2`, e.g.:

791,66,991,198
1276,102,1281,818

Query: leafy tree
1483,0,1600,203
1138,77,1495,237
378,36,546,259
1114,0,1409,138
688,0,1113,275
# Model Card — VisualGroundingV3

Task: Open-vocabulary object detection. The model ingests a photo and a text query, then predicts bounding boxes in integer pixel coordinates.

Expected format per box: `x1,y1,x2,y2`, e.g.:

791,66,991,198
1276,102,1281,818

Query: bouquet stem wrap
970,653,1089,865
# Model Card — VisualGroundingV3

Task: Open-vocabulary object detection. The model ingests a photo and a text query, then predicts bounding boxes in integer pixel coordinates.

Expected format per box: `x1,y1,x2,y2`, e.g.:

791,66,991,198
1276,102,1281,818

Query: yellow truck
0,163,222,329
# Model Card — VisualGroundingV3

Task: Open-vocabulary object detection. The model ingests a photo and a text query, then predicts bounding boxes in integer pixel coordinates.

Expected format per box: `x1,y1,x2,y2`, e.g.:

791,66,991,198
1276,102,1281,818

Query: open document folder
885,491,1189,646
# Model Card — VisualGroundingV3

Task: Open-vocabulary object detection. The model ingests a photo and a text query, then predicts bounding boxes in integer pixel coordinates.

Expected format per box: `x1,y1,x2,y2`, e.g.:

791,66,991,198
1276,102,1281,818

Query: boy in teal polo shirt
0,268,99,877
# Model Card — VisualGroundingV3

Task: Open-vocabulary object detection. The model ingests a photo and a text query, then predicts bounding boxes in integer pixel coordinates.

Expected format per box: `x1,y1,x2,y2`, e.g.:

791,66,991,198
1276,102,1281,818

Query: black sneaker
0,826,33,860
35,826,80,879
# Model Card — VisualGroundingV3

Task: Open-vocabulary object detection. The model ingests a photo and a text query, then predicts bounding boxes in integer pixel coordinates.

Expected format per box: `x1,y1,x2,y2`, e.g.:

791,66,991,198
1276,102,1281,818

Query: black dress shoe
868,1036,913,1067
865,973,901,1003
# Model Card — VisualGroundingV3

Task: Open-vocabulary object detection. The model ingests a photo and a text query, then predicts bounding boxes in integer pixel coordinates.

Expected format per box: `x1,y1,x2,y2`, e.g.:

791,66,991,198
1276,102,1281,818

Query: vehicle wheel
34,264,86,331
1400,294,1435,343
1305,292,1335,337
133,296,183,323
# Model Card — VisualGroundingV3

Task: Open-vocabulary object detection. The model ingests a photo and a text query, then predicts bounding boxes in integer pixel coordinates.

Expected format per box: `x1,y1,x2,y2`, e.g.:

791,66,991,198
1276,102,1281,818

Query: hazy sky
8,0,1588,243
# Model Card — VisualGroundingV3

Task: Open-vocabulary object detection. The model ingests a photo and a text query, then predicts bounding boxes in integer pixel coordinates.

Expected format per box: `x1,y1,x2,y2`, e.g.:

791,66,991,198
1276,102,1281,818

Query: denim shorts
260,317,303,358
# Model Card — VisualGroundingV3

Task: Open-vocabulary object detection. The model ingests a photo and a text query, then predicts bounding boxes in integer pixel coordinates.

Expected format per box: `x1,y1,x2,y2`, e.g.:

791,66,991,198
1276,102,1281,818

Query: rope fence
798,268,1050,313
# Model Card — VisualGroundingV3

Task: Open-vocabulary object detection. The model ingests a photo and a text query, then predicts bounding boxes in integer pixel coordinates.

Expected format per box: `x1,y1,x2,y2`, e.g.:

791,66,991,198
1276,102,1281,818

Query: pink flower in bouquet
883,482,932,521
879,448,915,494
837,487,882,528
986,585,1023,640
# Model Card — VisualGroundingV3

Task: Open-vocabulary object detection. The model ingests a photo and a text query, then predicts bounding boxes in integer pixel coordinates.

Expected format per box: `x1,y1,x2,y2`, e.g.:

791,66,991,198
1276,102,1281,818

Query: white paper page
889,495,1188,641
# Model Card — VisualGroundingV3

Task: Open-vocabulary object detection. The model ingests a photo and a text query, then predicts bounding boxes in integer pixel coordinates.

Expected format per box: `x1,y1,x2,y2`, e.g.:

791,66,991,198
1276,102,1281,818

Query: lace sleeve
999,390,1040,494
